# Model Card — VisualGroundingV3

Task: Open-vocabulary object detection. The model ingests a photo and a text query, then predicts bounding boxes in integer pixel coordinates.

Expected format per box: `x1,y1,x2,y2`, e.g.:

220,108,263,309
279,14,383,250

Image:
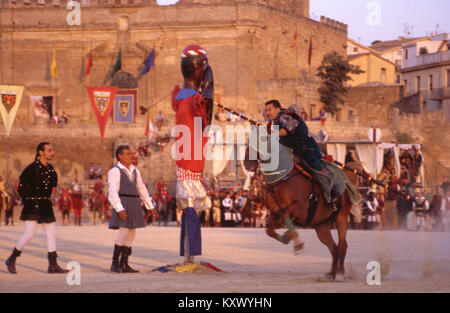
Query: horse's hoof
293,242,304,255
317,273,334,282
334,273,345,282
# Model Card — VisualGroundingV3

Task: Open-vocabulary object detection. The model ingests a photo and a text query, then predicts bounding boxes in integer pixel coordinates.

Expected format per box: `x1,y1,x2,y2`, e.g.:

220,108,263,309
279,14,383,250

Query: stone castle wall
9,1,449,192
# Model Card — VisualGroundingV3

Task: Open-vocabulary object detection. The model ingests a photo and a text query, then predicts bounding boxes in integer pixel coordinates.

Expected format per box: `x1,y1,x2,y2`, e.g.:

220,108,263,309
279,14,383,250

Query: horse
244,126,361,282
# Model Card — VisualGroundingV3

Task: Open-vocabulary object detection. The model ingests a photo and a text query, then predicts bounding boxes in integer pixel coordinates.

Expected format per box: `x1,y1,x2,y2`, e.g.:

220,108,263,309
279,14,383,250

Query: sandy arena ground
0,223,449,293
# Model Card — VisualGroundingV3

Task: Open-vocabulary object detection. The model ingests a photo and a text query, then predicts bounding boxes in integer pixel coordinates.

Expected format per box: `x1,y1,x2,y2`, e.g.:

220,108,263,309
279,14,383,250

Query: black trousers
397,213,408,229
5,209,13,225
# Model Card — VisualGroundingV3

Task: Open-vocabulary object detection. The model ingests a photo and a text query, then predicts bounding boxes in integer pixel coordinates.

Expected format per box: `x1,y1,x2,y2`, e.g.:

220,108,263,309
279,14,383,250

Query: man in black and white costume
108,145,158,273
5,142,68,274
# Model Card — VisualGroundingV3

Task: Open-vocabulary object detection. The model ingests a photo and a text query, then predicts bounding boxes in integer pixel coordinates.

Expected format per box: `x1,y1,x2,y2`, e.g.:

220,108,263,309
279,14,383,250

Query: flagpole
295,24,298,106
101,137,105,187
6,136,10,183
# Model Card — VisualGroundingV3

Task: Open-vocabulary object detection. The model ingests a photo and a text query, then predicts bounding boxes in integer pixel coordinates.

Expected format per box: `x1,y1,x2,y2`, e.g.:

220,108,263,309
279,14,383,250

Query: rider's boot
319,168,341,212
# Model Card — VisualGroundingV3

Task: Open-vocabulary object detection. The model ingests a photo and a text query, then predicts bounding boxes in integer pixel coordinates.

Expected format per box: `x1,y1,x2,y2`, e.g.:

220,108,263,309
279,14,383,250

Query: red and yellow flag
0,85,24,137
87,86,118,138
290,29,298,49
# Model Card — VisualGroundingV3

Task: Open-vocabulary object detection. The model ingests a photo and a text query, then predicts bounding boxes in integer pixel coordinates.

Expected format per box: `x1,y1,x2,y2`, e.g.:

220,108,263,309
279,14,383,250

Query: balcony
423,87,450,101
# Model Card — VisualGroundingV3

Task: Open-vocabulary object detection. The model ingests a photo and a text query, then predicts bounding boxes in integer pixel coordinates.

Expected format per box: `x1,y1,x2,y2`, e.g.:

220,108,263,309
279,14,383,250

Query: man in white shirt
412,191,429,231
108,145,158,273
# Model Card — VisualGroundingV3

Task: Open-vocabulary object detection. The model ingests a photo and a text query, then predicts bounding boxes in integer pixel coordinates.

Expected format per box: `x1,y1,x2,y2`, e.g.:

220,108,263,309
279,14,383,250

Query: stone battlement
1,0,151,8
320,15,348,33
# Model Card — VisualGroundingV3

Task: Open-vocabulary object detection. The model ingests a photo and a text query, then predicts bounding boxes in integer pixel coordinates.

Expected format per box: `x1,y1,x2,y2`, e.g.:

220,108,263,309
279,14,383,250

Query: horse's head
244,125,294,184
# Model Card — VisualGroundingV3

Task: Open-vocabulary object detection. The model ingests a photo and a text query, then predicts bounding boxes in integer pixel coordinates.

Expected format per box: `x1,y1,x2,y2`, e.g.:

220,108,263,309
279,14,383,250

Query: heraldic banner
0,85,24,137
30,96,53,119
113,89,137,123
87,86,118,138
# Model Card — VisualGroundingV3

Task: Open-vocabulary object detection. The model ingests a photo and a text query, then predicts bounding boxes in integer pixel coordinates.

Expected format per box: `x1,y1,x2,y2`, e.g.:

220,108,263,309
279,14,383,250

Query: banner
30,96,53,119
113,89,137,123
0,85,24,137
87,86,118,138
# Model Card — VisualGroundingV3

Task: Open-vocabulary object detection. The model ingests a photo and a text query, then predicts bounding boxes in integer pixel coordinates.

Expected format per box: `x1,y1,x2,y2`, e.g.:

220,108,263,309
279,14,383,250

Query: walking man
5,142,69,274
108,145,158,273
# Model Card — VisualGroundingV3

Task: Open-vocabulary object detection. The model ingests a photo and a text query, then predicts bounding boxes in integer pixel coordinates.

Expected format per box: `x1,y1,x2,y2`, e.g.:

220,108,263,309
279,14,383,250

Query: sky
156,0,450,46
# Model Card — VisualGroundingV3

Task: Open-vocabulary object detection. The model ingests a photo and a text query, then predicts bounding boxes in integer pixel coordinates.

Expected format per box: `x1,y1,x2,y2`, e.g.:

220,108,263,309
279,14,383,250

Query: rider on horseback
264,100,342,208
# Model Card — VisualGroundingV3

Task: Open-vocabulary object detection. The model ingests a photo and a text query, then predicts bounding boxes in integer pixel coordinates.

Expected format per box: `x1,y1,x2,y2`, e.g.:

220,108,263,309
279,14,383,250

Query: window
416,76,421,92
310,104,316,119
396,75,400,84
353,47,358,53
381,68,387,81
336,109,341,122
405,49,408,60
447,70,450,87
348,110,354,122
37,0,45,4
429,75,433,91
404,79,408,93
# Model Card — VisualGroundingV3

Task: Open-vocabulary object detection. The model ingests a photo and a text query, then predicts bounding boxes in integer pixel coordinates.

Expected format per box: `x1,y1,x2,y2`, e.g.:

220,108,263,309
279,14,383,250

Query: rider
264,99,341,206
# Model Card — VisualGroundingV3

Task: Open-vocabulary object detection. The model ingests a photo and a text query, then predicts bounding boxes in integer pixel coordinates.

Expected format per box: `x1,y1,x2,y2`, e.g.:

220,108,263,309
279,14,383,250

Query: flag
144,113,154,142
85,50,93,77
0,85,24,137
30,96,52,119
113,89,137,123
308,37,313,67
87,86,118,138
78,57,85,85
290,29,297,49
51,49,57,79
45,56,52,84
138,49,155,79
104,49,122,84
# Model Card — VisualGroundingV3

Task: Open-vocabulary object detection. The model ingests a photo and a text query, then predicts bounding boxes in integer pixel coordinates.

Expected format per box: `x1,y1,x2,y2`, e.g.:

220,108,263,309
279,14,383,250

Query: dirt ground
0,223,449,293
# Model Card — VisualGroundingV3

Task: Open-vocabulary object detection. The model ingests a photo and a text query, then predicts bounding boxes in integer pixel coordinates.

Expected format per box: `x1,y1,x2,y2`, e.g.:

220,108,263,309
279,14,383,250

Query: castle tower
294,0,309,18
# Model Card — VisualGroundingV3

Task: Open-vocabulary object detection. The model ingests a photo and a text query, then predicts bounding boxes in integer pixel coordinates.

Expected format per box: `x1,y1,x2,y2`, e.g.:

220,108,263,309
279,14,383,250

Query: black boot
121,247,139,273
5,248,21,274
329,185,342,211
47,251,69,274
110,244,123,273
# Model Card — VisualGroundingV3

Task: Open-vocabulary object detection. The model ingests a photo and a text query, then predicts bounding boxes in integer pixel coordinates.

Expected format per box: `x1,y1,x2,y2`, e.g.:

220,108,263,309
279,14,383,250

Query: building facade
0,0,349,188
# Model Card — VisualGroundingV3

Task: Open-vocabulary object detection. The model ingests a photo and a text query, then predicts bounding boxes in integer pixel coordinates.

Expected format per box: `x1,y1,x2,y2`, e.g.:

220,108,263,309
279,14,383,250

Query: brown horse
244,146,361,282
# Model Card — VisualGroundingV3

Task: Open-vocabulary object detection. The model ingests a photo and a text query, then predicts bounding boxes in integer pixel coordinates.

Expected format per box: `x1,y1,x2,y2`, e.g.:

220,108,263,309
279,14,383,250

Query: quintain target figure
171,44,214,263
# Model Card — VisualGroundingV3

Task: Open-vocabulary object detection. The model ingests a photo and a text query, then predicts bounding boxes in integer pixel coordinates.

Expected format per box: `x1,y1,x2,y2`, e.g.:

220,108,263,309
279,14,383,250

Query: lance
216,103,418,202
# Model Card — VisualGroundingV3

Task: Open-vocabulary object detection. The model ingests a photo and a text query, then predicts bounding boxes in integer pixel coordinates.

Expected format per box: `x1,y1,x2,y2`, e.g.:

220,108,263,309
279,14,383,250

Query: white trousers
115,227,136,247
16,221,57,252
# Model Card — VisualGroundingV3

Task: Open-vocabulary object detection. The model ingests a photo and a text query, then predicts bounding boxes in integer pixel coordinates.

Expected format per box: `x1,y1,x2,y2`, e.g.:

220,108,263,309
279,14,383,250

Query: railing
404,50,450,68
423,87,450,100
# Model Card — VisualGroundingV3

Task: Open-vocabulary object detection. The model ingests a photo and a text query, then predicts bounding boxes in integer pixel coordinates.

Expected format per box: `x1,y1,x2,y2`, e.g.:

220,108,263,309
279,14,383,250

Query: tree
316,51,364,114
419,47,428,55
